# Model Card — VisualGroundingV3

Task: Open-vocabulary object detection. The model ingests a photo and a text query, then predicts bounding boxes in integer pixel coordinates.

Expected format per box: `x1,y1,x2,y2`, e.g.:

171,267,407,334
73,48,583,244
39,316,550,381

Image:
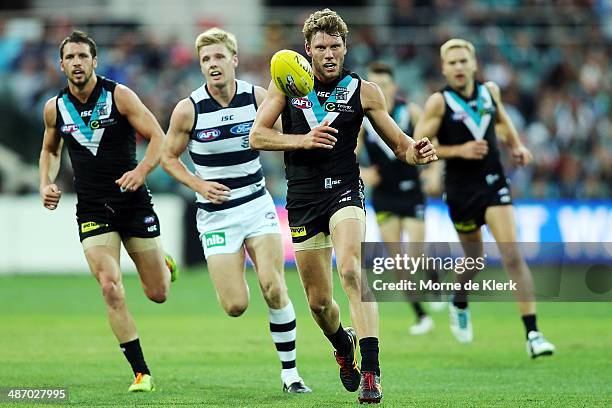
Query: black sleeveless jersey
281,69,363,198
55,76,146,209
363,98,422,199
436,82,505,194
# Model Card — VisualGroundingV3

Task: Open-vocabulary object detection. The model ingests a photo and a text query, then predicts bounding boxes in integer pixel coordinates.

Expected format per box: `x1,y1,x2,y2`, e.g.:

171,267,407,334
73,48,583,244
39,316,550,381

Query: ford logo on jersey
196,128,221,141
230,122,253,135
291,98,313,109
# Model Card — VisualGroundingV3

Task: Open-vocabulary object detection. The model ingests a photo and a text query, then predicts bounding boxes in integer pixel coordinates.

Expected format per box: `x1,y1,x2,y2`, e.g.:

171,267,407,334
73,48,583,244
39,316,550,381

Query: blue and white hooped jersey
188,79,264,212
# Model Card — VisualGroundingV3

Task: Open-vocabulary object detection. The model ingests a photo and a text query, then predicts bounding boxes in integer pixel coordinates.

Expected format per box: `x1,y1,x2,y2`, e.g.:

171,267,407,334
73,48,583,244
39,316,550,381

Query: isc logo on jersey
291,98,313,110
230,122,253,135
196,128,221,142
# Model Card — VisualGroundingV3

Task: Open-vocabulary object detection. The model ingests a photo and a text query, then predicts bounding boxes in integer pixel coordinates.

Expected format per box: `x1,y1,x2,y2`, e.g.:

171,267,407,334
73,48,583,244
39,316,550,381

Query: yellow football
270,49,314,98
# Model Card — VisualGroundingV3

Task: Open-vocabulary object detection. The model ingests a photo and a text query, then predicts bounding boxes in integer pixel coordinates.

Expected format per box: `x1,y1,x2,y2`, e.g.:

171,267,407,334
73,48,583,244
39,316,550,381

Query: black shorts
287,179,365,244
76,195,161,242
372,191,425,222
445,178,512,233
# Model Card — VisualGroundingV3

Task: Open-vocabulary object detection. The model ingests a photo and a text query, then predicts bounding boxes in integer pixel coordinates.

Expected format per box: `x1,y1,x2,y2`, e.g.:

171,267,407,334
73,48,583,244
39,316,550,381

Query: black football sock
522,314,538,338
325,323,352,355
120,338,150,376
359,337,380,376
411,302,427,319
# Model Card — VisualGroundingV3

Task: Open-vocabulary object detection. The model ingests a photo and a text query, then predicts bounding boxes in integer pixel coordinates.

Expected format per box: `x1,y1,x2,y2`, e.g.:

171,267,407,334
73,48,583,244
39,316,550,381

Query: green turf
0,268,610,407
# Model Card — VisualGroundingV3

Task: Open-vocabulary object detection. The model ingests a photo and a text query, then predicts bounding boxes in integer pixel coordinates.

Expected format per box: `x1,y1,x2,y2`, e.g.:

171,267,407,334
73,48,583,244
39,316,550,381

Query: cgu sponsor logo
290,226,307,238
196,128,221,141
291,97,313,110
230,122,253,135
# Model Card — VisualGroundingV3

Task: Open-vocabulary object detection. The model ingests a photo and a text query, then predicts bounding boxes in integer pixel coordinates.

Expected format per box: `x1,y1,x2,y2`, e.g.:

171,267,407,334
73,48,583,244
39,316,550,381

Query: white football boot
449,302,473,343
526,331,555,359
409,315,435,335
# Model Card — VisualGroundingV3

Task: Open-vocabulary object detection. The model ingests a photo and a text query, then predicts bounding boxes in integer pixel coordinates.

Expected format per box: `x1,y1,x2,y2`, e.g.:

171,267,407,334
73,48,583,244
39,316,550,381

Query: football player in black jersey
39,31,178,392
358,62,445,336
250,9,437,404
414,38,554,358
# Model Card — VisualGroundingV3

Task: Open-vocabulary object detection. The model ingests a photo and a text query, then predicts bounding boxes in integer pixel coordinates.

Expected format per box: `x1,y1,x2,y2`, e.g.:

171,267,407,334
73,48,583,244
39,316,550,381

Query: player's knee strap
82,232,121,251
123,236,162,253
293,232,332,251
329,206,366,235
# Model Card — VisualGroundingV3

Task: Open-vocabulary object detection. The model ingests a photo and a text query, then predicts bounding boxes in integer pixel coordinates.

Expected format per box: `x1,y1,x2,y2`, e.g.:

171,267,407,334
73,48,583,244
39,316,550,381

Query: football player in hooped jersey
39,31,178,393
161,28,310,394
414,38,555,358
250,9,437,404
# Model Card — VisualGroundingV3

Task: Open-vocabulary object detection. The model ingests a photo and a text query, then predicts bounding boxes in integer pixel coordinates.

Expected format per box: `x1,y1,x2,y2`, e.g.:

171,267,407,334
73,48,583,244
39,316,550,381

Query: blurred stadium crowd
0,1,610,201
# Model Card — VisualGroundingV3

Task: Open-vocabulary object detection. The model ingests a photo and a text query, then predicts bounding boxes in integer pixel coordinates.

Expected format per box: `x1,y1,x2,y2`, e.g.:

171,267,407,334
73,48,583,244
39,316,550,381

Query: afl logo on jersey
291,98,313,109
61,124,79,133
452,112,469,121
230,122,253,135
196,128,221,141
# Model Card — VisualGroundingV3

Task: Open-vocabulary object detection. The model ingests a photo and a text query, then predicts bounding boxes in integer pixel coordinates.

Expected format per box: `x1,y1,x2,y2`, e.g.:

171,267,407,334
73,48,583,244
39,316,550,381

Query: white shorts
196,190,281,258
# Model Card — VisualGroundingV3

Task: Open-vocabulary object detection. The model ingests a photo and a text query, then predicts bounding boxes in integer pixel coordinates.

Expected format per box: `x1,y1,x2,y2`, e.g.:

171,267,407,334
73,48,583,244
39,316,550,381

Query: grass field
1,268,611,407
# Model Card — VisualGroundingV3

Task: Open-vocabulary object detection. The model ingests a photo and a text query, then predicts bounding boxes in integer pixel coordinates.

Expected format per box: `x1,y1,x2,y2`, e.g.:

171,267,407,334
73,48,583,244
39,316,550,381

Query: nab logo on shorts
291,98,313,110
290,226,307,238
196,129,221,142
204,231,226,248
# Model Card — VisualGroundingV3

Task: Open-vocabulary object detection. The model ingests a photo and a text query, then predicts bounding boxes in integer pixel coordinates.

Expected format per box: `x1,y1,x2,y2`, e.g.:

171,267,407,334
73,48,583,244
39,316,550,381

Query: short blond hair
302,8,348,45
195,27,237,56
440,38,476,61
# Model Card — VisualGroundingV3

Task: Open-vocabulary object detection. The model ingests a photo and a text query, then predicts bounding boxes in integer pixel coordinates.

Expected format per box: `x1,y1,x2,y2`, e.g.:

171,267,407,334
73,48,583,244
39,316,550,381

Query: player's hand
361,166,381,187
115,166,147,192
407,137,438,165
300,120,338,150
40,183,62,210
459,140,488,160
512,144,532,166
197,180,231,204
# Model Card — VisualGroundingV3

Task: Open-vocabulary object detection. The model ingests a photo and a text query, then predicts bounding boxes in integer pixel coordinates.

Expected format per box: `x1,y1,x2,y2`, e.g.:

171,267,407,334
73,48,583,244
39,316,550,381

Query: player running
357,61,444,336
414,38,555,358
161,28,310,393
39,31,178,392
250,9,437,403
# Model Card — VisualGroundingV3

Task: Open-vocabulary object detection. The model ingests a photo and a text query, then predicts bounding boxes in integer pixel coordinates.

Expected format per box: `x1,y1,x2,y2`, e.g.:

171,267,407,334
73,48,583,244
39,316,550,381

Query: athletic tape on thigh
82,232,121,251
293,232,332,251
123,236,162,253
329,206,366,235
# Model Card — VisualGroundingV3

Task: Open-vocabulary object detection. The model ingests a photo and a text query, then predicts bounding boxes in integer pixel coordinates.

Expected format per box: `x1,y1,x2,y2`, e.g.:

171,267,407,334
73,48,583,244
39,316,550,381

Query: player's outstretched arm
485,81,532,166
415,92,488,160
113,85,164,191
249,81,337,151
161,99,229,204
362,80,437,165
39,97,63,210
